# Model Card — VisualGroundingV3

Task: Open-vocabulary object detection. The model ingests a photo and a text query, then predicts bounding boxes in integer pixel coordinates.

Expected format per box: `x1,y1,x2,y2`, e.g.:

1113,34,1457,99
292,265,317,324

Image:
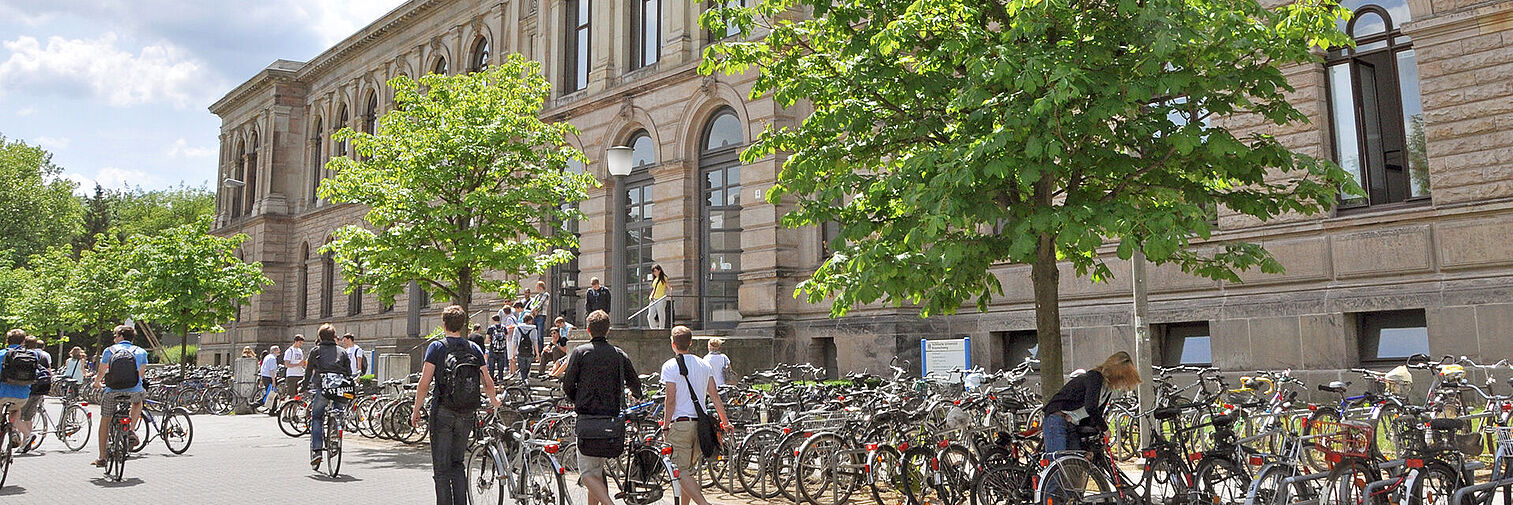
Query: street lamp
222,178,246,188
606,146,633,177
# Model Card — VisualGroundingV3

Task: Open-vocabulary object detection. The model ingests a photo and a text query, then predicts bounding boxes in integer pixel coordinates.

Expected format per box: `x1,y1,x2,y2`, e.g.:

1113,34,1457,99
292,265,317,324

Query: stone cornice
1405,0,1513,41
208,64,301,116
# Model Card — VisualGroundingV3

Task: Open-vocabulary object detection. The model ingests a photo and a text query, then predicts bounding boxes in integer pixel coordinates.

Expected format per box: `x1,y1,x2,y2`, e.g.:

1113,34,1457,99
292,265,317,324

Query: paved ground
0,399,755,505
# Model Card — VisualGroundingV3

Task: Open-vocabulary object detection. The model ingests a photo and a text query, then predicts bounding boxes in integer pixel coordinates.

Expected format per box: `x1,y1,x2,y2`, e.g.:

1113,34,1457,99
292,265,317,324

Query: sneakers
126,431,140,448
311,450,323,469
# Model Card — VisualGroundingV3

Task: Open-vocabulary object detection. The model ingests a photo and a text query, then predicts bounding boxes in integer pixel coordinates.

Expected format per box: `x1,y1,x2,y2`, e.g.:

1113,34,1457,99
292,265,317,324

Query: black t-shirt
468,332,486,350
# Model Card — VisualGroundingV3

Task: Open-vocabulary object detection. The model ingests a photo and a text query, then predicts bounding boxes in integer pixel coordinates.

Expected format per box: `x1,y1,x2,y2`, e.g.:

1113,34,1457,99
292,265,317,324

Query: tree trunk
1032,230,1065,398
456,267,473,313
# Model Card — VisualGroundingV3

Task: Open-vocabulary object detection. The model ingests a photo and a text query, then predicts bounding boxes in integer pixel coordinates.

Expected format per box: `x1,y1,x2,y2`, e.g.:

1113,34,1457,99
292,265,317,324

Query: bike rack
1451,475,1513,505
1361,460,1482,502
1279,461,1407,505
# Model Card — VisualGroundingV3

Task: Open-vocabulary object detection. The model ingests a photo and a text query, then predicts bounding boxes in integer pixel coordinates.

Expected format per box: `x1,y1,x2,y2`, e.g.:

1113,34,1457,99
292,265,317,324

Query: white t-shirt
661,354,715,420
705,352,731,386
346,345,364,375
283,346,306,377
259,354,278,377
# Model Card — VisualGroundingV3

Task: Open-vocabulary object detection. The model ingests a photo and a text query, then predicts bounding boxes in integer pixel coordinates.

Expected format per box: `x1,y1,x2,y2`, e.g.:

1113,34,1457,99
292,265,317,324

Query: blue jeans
309,394,347,451
489,352,508,382
430,406,475,505
516,355,532,382
1042,414,1083,455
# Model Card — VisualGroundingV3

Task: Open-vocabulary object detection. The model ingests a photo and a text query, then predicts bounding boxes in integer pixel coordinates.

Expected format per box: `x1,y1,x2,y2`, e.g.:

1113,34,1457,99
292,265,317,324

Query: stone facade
209,0,1513,380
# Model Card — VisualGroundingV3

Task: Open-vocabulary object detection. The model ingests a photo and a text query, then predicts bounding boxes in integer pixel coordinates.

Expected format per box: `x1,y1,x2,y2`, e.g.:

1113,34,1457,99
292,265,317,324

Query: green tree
318,54,594,312
704,0,1357,392
5,246,80,343
0,135,83,267
68,234,134,339
125,218,271,370
74,184,116,254
110,183,215,240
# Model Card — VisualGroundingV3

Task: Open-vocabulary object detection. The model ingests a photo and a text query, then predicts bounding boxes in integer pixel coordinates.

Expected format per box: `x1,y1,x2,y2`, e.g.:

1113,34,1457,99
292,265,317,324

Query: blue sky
0,0,405,194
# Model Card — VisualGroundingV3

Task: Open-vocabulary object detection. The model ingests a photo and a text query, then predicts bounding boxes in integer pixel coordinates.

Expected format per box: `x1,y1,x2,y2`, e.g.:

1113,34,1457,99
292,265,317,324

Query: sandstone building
208,0,1513,381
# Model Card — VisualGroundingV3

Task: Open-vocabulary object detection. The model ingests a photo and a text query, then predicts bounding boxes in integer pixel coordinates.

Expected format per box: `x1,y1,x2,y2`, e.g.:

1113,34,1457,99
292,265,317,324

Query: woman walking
646,264,670,329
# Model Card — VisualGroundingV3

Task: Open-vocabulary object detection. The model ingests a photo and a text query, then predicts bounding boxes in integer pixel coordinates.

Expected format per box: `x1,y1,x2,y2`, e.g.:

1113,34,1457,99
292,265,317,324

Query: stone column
650,158,696,325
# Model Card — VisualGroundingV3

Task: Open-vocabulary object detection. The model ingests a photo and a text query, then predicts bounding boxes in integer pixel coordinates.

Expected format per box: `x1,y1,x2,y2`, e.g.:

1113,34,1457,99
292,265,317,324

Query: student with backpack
487,313,509,383
302,324,352,469
93,325,149,468
1,329,41,448
508,312,540,384
410,305,503,505
18,336,52,452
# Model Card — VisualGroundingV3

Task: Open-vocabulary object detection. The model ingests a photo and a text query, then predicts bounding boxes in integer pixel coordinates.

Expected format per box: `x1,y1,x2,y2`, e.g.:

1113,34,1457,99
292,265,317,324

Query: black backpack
1,349,39,386
437,340,483,411
103,346,140,390
516,326,537,357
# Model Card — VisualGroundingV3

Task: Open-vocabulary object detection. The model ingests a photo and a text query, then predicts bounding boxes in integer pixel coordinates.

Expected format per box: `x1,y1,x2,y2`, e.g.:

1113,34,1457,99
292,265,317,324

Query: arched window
299,244,311,318
244,131,258,216
549,157,586,323
432,57,448,75
469,37,490,73
231,141,246,219
621,130,657,320
309,117,323,204
363,93,378,134
631,0,660,69
321,250,335,318
699,109,744,327
335,104,349,157
1327,0,1427,208
347,266,363,316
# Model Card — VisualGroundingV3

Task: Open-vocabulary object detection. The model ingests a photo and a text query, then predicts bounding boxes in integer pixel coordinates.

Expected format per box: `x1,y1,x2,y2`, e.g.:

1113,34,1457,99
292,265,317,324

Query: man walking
283,335,307,398
257,345,281,411
661,325,733,505
509,310,540,384
561,310,643,505
487,314,509,383
411,305,502,505
584,277,611,316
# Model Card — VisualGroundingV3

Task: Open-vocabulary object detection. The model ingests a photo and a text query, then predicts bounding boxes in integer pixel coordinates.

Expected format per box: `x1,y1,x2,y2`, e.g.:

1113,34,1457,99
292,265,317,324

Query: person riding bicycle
300,323,351,469
1,329,40,449
1042,351,1141,454
17,336,52,451
93,325,149,468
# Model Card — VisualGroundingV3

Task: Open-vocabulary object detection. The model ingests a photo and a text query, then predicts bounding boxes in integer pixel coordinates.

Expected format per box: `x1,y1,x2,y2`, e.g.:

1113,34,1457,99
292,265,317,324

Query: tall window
299,244,310,319
231,142,245,219
565,0,591,92
469,37,490,73
700,109,743,327
244,132,258,216
309,117,323,203
551,158,586,324
1327,0,1428,208
623,131,657,320
347,268,363,316
706,0,743,42
363,94,378,134
321,251,335,318
631,0,660,70
335,105,349,157
432,57,448,75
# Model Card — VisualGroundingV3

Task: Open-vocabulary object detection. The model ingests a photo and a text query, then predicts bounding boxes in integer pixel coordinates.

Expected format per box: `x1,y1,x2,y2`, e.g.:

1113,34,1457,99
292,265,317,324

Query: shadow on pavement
0,485,26,496
308,474,365,483
90,477,145,488
345,445,432,470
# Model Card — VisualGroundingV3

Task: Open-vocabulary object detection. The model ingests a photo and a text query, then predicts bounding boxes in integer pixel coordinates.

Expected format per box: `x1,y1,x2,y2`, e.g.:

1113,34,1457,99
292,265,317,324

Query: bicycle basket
1313,420,1374,461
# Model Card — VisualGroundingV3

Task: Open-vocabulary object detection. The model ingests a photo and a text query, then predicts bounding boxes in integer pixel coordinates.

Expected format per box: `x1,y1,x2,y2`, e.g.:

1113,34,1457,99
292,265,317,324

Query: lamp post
605,145,632,323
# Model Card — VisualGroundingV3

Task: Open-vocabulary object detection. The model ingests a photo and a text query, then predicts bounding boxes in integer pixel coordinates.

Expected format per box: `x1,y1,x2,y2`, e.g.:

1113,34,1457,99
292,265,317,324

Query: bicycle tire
60,403,92,452
1108,404,1140,461
279,400,310,437
325,414,343,477
1322,459,1379,505
161,409,194,454
935,443,976,505
1247,464,1310,505
1370,403,1404,462
1195,456,1251,505
467,443,506,505
1407,460,1462,505
1034,454,1114,505
795,432,862,505
774,433,807,502
22,408,49,453
867,445,904,505
971,457,1035,505
206,387,235,416
524,449,570,505
898,446,941,505
106,418,128,482
735,427,782,498
0,423,13,489
1303,408,1342,473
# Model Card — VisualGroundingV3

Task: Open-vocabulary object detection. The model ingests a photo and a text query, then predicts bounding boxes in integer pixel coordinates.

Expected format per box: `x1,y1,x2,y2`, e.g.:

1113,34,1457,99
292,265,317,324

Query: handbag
677,354,723,458
575,348,627,458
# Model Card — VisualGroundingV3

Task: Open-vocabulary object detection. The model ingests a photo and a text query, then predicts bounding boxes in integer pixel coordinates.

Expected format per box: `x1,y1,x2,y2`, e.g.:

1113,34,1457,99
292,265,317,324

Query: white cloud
63,166,162,195
0,33,224,109
34,135,69,150
165,137,213,159
15,106,35,116
301,0,408,48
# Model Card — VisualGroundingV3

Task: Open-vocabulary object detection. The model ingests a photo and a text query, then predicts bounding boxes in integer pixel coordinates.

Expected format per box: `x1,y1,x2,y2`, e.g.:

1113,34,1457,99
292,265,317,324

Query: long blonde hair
1093,351,1141,391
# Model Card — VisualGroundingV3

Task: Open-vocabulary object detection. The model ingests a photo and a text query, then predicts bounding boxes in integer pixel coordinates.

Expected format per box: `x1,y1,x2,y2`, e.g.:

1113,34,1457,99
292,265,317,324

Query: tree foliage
5,246,79,341
0,135,83,267
124,218,271,337
318,54,595,311
109,183,216,240
703,0,1356,391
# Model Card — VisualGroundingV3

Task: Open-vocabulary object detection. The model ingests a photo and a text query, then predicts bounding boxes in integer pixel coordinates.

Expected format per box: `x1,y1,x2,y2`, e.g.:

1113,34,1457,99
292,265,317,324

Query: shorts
101,391,146,418
577,450,608,484
19,395,45,421
667,420,702,470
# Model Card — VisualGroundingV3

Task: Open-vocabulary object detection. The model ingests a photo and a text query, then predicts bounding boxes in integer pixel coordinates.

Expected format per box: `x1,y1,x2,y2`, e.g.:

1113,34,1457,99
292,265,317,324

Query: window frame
1356,309,1430,365
620,130,657,324
469,36,490,73
564,0,591,93
1159,321,1213,368
699,109,744,328
630,0,661,70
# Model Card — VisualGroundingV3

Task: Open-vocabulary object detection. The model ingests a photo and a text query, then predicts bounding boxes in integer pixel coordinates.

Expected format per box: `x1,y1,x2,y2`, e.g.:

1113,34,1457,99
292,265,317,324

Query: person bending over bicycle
94,325,149,468
300,323,352,469
1042,351,1142,454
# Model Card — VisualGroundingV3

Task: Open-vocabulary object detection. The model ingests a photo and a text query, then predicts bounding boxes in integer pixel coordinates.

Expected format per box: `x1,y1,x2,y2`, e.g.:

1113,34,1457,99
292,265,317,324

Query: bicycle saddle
1318,381,1349,393
1211,413,1237,428
1428,418,1467,431
1153,406,1184,420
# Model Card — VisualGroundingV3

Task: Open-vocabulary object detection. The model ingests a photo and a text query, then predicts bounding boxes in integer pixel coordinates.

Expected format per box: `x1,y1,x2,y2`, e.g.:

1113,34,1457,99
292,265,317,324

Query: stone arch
674,78,752,163
426,39,453,75
596,104,662,178
463,22,494,72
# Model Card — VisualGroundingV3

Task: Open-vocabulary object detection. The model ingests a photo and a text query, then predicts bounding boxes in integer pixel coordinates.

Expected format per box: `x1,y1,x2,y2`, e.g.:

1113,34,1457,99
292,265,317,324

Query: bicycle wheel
774,434,807,502
1145,452,1191,504
22,409,49,453
867,445,905,505
524,449,570,505
206,387,234,416
736,428,782,498
467,443,506,505
1370,403,1404,462
324,416,343,477
0,423,13,489
60,403,93,452
1195,457,1250,505
401,409,428,445
1407,461,1461,505
898,446,941,505
971,458,1035,505
1108,405,1140,461
161,409,194,454
1034,455,1114,505
1322,459,1378,505
279,401,310,437
1248,464,1310,505
796,432,862,505
106,422,128,482
1303,409,1342,473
